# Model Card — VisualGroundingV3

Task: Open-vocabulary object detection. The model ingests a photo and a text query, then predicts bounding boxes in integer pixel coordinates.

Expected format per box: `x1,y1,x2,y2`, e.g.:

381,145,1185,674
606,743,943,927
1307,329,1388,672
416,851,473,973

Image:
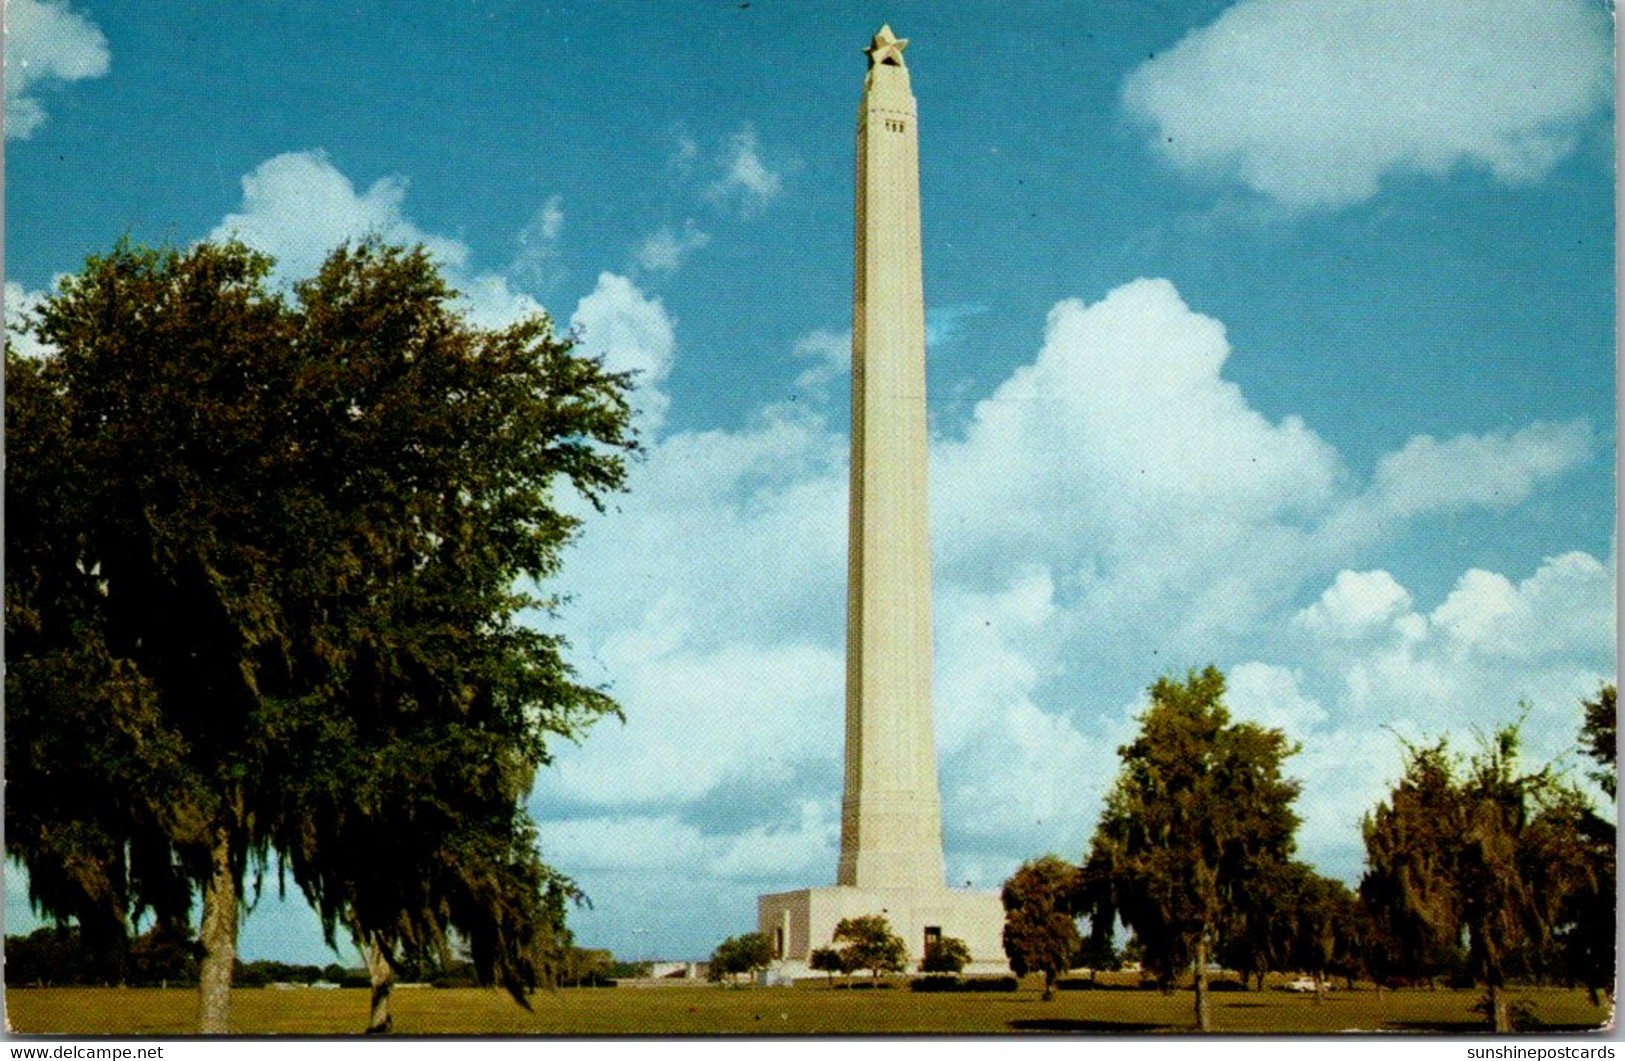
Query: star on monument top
865,24,908,68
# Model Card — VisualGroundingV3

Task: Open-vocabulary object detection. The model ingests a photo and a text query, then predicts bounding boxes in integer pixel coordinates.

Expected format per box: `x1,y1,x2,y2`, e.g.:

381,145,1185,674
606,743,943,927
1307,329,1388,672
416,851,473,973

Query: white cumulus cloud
933,277,1347,644
569,273,676,433
1124,0,1611,208
936,572,1106,874
1226,663,1328,737
1431,551,1615,661
211,151,467,281
4,0,109,140
1294,570,1415,640
544,803,836,882
211,151,544,330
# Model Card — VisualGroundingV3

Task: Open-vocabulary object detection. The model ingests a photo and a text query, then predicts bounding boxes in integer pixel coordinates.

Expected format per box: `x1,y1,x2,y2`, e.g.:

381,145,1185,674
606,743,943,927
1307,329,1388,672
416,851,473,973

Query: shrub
908,976,1018,993
965,976,1019,993
918,936,971,975
909,976,962,992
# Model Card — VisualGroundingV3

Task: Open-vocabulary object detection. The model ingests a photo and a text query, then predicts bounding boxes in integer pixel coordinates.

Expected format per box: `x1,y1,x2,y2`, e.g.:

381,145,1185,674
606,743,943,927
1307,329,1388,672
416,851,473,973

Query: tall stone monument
757,25,1005,972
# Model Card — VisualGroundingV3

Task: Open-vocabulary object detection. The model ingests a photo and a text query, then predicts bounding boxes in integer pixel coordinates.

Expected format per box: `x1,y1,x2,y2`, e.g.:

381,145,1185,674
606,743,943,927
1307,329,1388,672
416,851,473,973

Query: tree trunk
196,824,238,1034
1042,971,1055,1002
1194,937,1212,1032
1488,983,1512,1032
362,934,394,1034
1313,970,1325,1005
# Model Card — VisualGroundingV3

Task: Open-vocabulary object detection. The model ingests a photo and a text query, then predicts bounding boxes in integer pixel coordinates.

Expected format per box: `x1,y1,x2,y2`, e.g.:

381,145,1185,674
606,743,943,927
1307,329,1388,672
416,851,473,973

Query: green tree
1580,684,1616,800
808,946,848,984
1286,871,1360,1002
1001,856,1081,1000
1081,667,1301,1031
262,241,631,1032
1072,933,1120,983
919,935,971,975
1458,727,1590,1031
1359,740,1466,990
1216,858,1305,991
1361,725,1595,1031
832,915,907,981
528,873,588,991
1216,859,1359,996
5,239,636,1033
6,241,297,1030
128,923,201,987
1559,684,1616,1006
708,933,775,983
3,927,124,986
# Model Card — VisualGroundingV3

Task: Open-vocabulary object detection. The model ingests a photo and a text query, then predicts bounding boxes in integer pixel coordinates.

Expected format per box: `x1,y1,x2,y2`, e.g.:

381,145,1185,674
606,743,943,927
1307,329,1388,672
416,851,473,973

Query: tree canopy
708,933,775,982
832,915,907,980
5,238,637,1032
808,946,850,982
1360,722,1601,1031
1000,855,1080,1000
1560,684,1617,1005
1081,666,1301,1031
1580,684,1616,800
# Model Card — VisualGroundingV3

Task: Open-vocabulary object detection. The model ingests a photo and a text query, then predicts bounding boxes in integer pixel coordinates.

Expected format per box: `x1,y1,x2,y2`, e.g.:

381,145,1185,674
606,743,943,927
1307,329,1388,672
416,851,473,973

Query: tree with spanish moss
259,241,631,1031
1557,684,1616,1006
1358,739,1465,991
1286,869,1360,1002
5,238,637,1033
1081,666,1301,1031
1361,723,1598,1032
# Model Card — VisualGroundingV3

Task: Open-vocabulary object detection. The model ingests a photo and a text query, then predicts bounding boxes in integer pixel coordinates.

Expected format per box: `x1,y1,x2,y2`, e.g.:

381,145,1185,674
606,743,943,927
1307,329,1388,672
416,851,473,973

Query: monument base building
754,25,1006,978
759,886,1005,973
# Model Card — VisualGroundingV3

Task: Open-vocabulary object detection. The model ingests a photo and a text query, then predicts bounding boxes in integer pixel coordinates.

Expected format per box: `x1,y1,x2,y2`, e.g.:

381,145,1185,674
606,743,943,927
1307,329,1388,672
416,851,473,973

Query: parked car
1282,976,1332,993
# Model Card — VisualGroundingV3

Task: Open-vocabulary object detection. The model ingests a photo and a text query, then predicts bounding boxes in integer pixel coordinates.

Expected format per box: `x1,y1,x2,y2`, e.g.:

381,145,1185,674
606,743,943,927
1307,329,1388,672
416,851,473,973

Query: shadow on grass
1381,1020,1606,1034
1009,1018,1165,1033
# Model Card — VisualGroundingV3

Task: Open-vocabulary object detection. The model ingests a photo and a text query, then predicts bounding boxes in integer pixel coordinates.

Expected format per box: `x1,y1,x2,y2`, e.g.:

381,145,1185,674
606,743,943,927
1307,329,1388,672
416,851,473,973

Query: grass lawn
7,980,1612,1036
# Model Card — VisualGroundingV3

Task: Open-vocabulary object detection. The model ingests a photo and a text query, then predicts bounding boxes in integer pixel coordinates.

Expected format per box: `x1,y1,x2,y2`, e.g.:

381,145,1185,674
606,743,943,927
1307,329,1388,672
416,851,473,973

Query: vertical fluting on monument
837,25,946,891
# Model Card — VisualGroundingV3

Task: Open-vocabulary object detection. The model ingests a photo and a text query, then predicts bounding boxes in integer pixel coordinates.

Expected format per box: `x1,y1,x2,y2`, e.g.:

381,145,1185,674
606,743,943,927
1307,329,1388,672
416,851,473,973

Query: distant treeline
4,926,363,988
4,925,637,989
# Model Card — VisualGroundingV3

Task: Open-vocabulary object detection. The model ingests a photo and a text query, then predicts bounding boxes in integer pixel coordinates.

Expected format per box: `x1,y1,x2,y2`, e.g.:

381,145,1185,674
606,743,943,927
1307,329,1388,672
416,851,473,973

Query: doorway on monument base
923,925,941,953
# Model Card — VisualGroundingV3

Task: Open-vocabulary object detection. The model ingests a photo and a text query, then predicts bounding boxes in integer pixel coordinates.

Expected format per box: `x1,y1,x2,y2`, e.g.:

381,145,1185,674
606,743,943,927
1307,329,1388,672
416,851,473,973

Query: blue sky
5,0,1616,965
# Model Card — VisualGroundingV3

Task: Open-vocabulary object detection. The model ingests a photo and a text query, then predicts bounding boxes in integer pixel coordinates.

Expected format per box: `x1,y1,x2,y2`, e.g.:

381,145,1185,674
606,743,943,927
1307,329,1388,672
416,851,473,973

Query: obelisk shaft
837,28,946,891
